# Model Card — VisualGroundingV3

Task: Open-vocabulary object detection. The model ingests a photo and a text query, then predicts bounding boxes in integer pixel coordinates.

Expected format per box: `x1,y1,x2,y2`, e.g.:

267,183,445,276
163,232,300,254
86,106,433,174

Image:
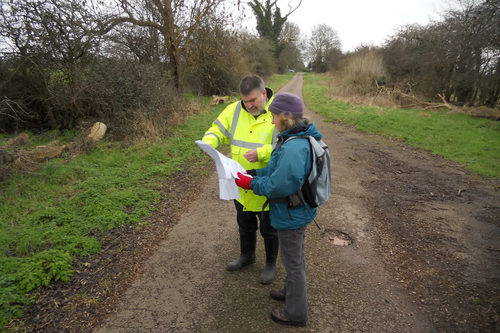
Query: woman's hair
274,113,311,132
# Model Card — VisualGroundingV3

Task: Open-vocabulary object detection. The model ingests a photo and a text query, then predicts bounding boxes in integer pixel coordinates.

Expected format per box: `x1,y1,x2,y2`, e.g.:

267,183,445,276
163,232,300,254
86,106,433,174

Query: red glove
235,172,252,190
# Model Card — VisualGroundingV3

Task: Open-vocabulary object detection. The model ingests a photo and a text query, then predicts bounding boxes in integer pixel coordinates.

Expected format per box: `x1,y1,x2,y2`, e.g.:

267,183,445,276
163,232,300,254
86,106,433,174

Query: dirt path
96,74,500,333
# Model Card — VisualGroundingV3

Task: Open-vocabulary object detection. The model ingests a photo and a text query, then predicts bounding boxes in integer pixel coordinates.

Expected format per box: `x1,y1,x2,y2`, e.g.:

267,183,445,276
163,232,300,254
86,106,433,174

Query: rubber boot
260,238,279,284
226,233,256,271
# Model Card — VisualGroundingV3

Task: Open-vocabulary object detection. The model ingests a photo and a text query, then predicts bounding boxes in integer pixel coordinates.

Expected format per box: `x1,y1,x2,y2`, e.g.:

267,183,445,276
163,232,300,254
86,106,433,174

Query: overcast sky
242,0,456,52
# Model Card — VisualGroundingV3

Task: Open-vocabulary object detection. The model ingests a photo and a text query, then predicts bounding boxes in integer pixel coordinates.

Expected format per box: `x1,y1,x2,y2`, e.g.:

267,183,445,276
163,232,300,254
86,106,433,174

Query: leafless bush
181,19,249,96
237,36,277,81
72,60,192,140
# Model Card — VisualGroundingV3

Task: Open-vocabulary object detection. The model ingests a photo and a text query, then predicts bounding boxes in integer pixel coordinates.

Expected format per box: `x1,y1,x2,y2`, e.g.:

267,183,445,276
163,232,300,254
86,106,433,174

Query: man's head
240,75,267,116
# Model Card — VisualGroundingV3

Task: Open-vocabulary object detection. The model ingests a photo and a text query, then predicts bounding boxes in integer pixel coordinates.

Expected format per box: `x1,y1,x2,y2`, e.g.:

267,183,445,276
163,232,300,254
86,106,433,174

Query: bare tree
104,0,242,89
447,0,500,106
105,24,166,63
303,24,342,72
277,22,302,73
279,21,301,43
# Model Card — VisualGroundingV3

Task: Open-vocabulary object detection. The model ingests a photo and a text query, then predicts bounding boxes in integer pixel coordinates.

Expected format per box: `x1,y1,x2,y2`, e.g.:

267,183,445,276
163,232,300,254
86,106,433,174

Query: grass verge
0,98,226,329
303,74,500,178
267,72,295,92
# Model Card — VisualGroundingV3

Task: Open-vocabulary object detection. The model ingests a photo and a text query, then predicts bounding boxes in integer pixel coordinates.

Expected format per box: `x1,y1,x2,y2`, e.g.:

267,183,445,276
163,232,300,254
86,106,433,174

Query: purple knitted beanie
268,93,303,118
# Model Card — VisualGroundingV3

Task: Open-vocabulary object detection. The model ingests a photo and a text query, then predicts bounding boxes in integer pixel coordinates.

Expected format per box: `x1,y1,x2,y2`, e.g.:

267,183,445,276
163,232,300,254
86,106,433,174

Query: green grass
267,72,295,92
303,74,500,178
0,98,226,329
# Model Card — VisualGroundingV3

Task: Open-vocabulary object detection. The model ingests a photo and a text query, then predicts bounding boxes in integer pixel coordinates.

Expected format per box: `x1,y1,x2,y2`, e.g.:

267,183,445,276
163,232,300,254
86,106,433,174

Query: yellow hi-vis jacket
202,88,278,212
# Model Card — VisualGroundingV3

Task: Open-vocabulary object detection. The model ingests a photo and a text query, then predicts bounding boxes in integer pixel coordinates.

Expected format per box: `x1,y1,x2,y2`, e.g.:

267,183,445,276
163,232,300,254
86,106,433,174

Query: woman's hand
235,172,252,190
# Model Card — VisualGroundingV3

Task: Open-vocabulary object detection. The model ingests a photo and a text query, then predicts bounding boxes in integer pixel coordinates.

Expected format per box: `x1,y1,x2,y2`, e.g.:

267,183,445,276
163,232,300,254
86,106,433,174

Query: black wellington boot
226,233,256,271
260,238,279,284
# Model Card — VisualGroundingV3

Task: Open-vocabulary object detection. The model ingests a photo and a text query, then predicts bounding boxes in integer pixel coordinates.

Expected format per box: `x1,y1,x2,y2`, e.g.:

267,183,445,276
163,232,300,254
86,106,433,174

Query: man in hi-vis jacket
202,75,278,284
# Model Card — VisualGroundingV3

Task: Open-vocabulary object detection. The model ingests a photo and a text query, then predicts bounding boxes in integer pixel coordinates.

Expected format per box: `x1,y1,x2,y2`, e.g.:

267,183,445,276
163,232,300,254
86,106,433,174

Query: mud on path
18,74,498,332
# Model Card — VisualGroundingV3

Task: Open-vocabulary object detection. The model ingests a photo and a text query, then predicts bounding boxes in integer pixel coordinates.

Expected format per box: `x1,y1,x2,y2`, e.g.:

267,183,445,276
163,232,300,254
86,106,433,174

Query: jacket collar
274,123,311,150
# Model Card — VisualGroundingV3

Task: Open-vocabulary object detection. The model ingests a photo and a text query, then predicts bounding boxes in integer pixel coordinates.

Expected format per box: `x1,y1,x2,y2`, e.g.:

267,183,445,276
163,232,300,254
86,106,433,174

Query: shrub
0,56,193,138
339,51,388,95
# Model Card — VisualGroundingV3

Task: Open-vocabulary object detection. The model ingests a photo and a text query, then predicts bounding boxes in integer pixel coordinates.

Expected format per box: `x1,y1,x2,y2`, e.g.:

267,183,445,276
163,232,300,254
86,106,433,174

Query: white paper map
195,140,249,200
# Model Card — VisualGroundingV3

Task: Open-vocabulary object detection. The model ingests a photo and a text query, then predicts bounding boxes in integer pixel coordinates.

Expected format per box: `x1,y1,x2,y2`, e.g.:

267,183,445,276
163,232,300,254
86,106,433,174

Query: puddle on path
323,229,353,246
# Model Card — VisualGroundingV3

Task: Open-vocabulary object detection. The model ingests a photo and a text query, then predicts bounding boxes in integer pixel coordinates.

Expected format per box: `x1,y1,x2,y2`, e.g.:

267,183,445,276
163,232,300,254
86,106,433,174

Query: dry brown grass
329,78,500,122
131,98,208,142
327,51,403,109
416,112,432,118
339,51,387,94
133,117,163,142
328,76,400,109
463,106,500,121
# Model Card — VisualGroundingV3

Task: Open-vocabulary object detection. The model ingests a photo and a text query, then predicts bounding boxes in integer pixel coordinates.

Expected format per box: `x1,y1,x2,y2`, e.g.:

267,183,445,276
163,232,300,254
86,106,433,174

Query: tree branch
101,17,165,35
284,0,302,17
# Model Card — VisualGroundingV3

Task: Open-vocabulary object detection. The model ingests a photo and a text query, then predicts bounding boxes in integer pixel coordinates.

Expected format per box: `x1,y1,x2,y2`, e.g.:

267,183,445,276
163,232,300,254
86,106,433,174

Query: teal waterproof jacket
250,123,322,230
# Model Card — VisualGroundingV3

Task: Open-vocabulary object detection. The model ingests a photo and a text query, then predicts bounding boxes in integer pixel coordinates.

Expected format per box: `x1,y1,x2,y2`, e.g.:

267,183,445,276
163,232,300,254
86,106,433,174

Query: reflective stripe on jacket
202,88,277,212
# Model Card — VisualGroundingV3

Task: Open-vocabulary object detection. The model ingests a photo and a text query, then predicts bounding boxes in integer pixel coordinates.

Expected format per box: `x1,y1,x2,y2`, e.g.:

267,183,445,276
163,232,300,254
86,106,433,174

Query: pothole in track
322,229,353,246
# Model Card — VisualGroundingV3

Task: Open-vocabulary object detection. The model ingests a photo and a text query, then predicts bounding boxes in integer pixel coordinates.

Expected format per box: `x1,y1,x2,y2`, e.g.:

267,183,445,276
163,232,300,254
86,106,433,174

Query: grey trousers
278,226,308,322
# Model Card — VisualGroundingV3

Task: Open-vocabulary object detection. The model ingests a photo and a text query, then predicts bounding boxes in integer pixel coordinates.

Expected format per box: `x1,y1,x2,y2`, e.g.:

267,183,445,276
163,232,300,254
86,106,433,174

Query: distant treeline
0,0,498,134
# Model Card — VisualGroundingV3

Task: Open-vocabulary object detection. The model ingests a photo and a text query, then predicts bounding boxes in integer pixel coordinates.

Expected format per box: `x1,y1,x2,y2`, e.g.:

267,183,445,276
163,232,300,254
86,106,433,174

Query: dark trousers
279,226,308,322
234,200,277,239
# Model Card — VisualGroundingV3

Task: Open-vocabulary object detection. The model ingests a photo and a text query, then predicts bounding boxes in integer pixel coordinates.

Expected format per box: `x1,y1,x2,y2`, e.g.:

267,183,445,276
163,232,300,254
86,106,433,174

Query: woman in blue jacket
235,92,322,327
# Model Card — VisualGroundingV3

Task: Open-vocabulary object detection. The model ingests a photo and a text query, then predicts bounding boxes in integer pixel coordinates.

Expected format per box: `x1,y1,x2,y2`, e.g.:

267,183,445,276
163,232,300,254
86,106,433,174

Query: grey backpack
284,136,331,208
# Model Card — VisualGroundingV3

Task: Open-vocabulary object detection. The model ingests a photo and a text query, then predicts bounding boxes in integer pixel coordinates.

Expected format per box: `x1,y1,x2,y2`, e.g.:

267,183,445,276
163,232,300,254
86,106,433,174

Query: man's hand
243,149,258,163
235,172,252,190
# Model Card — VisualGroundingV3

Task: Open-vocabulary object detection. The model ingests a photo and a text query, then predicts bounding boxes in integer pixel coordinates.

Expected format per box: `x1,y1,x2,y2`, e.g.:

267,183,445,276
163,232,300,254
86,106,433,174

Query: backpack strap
261,197,287,221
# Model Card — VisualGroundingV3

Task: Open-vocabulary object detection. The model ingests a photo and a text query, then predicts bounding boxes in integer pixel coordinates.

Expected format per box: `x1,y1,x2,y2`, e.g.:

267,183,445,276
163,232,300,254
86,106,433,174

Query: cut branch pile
0,141,70,173
377,85,461,113
0,122,108,182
